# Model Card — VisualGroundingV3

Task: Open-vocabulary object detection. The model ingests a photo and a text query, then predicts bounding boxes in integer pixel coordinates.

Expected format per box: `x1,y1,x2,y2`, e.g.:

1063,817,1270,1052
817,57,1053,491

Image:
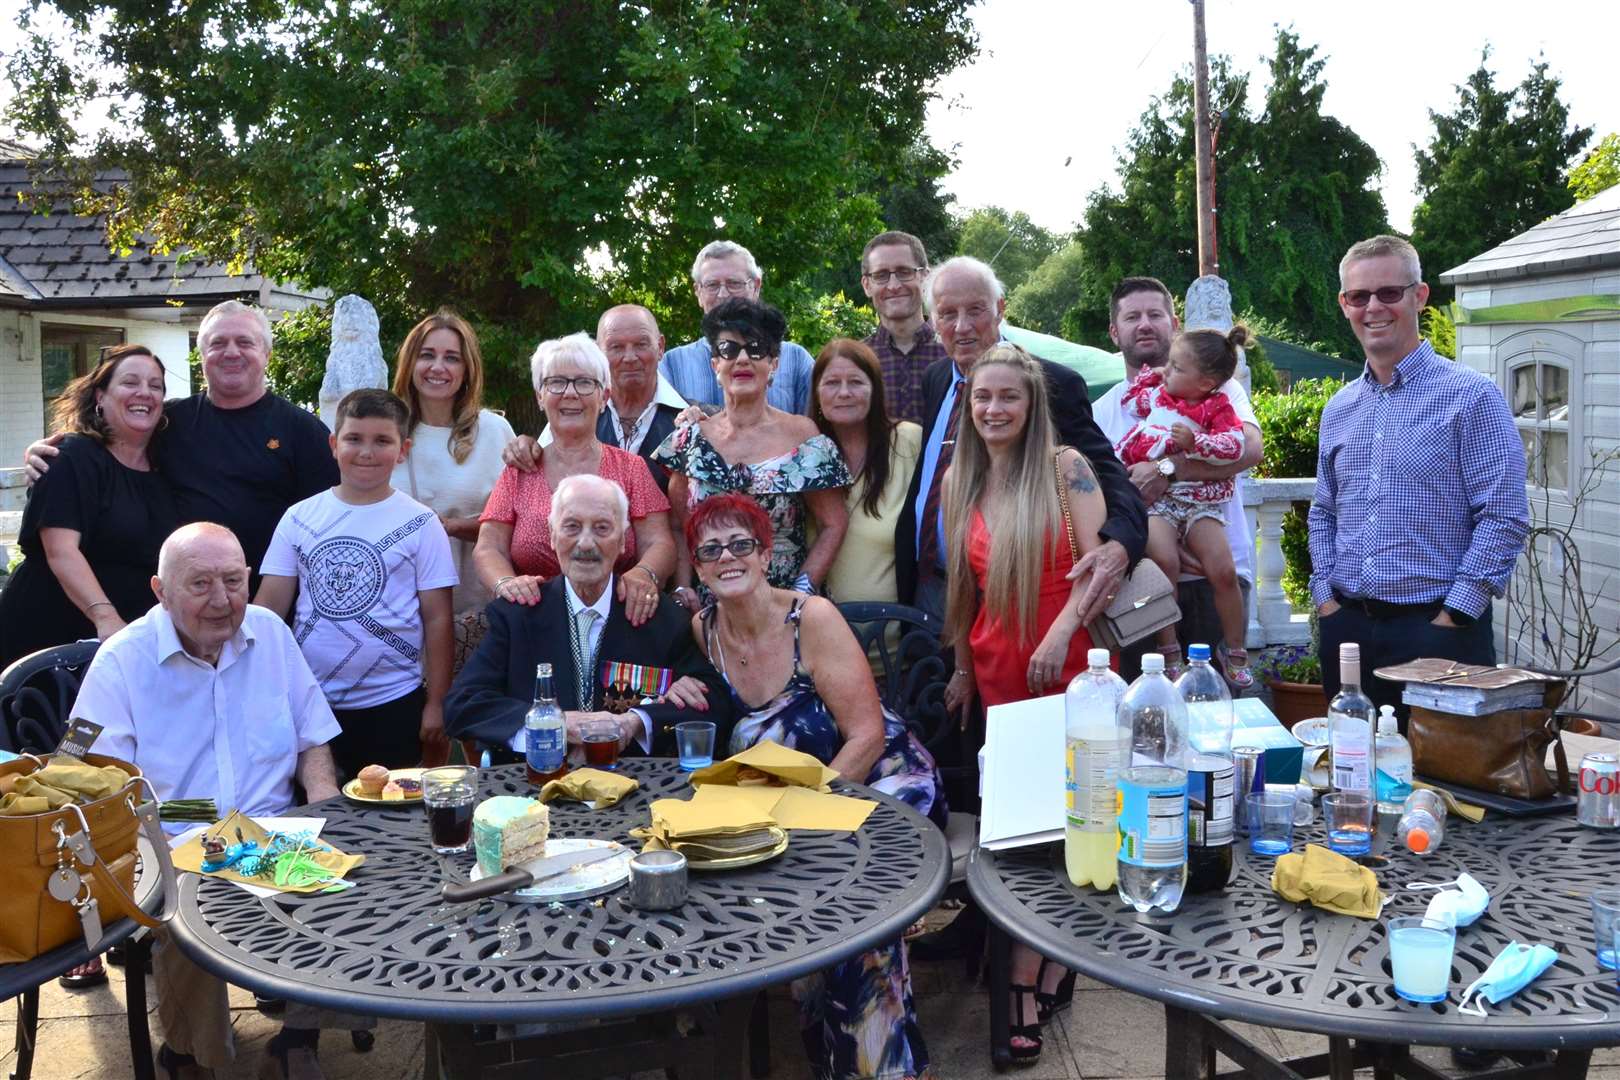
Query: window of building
41,324,125,432
1507,352,1572,493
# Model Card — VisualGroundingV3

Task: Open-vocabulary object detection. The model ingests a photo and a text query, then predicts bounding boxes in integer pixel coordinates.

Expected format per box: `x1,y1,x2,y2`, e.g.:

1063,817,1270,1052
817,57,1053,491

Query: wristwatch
1156,458,1177,478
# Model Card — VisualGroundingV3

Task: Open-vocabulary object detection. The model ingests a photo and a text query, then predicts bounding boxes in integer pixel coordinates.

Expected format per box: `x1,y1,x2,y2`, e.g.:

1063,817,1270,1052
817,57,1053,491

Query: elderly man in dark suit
447,473,730,759
895,255,1148,623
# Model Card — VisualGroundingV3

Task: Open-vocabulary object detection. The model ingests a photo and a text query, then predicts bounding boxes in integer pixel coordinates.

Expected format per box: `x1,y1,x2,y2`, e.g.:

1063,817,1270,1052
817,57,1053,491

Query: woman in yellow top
810,338,922,603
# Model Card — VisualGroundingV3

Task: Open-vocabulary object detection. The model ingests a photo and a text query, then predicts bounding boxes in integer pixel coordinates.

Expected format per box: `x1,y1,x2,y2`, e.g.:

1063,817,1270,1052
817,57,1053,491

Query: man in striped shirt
1309,235,1529,715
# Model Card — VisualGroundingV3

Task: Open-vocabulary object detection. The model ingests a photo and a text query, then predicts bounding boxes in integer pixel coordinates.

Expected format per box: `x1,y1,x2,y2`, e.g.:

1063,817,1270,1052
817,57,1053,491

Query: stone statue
1184,275,1249,392
318,295,388,430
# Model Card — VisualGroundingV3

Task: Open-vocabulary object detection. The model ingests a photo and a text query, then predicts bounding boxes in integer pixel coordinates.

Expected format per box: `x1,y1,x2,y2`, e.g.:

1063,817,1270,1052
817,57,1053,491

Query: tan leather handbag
0,752,175,963
1054,452,1180,651
1407,706,1571,800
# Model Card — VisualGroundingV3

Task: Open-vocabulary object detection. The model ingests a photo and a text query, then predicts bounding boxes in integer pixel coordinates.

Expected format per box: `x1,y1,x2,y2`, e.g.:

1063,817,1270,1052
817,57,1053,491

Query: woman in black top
0,345,179,669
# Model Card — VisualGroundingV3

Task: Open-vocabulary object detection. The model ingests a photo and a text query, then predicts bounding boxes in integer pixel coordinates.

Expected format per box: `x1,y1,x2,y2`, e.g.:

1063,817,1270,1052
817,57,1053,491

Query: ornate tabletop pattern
171,760,948,1023
970,815,1620,1049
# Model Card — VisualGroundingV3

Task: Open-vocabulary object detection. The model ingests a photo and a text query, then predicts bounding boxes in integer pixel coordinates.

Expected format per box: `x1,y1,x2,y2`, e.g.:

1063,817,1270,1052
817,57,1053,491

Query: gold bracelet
629,564,660,587
86,601,115,614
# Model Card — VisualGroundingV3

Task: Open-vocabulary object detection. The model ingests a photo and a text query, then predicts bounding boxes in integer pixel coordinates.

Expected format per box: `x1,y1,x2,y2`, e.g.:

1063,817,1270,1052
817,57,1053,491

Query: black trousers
1316,602,1495,724
330,685,426,780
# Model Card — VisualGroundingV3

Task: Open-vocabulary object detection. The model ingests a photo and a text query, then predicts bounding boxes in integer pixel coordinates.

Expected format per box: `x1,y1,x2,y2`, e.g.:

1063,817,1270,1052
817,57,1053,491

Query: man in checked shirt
1309,235,1529,717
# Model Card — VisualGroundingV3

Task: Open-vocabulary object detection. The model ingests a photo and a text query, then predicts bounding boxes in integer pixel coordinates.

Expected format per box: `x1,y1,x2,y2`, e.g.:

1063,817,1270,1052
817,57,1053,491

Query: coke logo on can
1579,767,1618,795
1576,752,1619,829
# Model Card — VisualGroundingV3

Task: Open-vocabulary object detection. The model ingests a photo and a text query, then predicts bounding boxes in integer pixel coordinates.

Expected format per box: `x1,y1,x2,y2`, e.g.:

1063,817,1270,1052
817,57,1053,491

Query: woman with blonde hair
940,342,1107,1062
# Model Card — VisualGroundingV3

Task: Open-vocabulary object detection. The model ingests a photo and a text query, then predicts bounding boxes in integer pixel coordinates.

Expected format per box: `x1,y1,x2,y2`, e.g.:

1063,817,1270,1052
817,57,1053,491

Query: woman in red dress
941,342,1108,1062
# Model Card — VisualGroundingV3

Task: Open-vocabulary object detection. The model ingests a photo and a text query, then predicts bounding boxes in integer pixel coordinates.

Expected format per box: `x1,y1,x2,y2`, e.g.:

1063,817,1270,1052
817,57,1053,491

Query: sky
925,0,1620,235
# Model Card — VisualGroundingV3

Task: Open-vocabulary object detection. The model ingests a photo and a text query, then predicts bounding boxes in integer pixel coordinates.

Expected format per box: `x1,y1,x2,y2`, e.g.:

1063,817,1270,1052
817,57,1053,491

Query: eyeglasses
698,278,753,297
714,339,773,361
540,375,602,396
693,537,763,563
863,266,924,285
1341,282,1419,308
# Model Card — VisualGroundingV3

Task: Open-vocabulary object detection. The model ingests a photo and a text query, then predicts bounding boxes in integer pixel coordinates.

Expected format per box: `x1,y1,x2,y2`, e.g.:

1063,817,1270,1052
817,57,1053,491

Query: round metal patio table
169,758,948,1077
969,813,1620,1076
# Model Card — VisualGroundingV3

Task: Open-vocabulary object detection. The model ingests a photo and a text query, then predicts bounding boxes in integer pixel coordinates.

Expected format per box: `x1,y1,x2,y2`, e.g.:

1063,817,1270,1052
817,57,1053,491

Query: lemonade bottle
1064,649,1129,888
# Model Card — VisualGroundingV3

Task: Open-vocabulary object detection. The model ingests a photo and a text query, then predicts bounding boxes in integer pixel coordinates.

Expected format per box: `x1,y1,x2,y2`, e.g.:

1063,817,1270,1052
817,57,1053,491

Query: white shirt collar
563,575,615,621
150,604,255,668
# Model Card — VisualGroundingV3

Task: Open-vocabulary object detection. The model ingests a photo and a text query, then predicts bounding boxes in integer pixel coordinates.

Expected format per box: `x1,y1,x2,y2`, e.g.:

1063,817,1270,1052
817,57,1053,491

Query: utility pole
1191,0,1217,276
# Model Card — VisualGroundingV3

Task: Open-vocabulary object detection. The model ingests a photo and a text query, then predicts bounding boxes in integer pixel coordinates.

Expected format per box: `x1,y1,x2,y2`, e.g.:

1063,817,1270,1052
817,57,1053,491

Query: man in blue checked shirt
1309,235,1529,717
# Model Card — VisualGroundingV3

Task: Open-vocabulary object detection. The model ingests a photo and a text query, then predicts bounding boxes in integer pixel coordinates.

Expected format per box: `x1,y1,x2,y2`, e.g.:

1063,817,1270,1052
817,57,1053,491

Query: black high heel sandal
1035,960,1076,1024
1008,982,1044,1063
156,1044,203,1079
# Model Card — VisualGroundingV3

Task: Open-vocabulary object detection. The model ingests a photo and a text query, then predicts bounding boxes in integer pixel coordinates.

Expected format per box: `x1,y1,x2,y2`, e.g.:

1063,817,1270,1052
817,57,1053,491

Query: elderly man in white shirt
71,522,353,1080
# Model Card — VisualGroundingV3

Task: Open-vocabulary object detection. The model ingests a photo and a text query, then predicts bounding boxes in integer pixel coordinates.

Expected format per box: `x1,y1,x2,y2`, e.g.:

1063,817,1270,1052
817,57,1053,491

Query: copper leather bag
1407,706,1571,800
0,752,174,963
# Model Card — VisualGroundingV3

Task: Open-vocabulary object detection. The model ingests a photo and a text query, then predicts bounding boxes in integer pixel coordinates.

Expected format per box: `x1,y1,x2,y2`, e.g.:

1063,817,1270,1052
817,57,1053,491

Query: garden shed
1441,183,1620,717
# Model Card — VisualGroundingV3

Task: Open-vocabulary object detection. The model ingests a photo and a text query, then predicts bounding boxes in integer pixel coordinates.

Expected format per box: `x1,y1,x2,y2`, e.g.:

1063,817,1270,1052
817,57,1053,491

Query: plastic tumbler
1247,791,1295,856
1592,888,1620,970
1388,916,1456,1003
422,765,477,854
1323,792,1373,857
676,721,717,771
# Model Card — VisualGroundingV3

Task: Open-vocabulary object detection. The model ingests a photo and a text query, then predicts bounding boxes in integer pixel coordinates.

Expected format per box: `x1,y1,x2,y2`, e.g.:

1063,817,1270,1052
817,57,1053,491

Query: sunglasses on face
693,537,763,563
541,375,602,396
863,266,923,285
1341,282,1419,308
714,339,773,361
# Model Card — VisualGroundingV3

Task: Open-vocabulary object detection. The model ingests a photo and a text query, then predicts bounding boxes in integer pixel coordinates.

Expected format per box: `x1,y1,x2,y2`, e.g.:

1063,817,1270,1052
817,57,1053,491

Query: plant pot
1267,679,1327,730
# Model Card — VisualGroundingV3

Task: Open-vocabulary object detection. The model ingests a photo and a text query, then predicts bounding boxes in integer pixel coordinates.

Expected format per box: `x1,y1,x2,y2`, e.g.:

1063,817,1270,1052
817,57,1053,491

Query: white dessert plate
466,837,633,903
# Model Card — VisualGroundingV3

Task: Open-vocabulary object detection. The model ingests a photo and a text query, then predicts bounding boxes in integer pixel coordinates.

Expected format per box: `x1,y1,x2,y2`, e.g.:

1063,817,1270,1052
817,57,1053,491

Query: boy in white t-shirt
256,389,457,778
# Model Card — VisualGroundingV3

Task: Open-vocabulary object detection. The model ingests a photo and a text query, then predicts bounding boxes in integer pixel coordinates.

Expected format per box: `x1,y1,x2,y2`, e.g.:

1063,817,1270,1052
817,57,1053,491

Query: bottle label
1066,737,1124,832
1117,777,1187,868
1332,742,1370,792
1375,767,1413,804
526,726,565,772
1188,765,1235,847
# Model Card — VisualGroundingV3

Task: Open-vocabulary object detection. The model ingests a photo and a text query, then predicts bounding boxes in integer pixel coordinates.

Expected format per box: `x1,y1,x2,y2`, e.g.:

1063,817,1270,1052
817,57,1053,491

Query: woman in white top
389,309,514,663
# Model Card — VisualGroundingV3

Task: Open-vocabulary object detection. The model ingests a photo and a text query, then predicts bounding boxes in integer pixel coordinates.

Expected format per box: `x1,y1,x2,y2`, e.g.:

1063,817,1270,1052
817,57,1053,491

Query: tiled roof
1441,184,1620,285
0,158,270,306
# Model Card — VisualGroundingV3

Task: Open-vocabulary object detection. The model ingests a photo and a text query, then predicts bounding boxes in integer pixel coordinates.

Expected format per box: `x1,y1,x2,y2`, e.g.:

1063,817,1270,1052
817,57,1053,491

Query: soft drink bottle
1396,789,1447,854
1178,644,1234,894
1116,653,1188,914
1065,649,1129,890
525,663,567,785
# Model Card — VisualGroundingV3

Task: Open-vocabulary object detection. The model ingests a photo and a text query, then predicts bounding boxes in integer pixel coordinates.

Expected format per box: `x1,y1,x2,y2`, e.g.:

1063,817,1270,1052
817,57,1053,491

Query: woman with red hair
685,491,943,1080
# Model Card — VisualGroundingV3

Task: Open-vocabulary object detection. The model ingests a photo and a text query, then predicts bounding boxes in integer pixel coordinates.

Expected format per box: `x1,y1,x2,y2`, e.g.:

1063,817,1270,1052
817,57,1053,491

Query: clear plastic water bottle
1065,649,1129,890
1117,653,1189,914
1396,789,1447,854
525,663,567,785
1328,643,1376,802
1178,644,1234,894
1374,705,1414,815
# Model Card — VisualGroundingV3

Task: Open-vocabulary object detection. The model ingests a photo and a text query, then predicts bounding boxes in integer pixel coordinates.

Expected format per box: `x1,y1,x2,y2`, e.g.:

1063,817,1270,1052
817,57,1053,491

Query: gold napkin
0,761,132,815
539,768,639,809
1272,843,1383,919
172,811,365,894
689,740,839,791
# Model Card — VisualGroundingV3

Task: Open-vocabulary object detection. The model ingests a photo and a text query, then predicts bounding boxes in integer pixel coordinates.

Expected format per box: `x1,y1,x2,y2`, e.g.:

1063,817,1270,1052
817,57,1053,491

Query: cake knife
441,846,623,902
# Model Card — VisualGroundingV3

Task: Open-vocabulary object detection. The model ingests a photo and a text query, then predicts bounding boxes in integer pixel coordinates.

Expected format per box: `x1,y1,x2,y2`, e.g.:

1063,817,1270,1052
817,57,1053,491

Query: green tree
1006,240,1085,336
954,206,1059,294
1411,54,1592,301
1568,132,1620,202
4,0,977,411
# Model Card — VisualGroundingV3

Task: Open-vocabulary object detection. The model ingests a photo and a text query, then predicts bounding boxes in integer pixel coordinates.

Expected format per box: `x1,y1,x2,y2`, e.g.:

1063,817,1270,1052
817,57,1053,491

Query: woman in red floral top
473,333,674,626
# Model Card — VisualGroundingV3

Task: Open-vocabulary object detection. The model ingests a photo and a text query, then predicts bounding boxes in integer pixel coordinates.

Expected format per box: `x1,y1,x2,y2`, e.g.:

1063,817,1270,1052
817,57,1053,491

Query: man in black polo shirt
25,300,337,585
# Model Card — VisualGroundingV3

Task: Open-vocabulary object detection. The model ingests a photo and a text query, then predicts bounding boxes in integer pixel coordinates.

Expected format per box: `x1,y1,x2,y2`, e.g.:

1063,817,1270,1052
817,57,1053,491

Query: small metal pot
628,850,688,910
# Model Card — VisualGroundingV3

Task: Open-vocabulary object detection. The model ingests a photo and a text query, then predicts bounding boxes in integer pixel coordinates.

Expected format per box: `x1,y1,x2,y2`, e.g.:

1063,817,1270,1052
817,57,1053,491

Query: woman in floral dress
654,297,850,608
687,492,944,1080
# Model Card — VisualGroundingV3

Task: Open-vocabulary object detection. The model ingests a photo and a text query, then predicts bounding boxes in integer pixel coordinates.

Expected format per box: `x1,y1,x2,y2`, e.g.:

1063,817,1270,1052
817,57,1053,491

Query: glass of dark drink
582,719,621,770
422,766,477,853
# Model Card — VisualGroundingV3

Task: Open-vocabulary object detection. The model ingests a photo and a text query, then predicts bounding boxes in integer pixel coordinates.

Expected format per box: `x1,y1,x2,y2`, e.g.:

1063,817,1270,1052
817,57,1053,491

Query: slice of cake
473,796,550,877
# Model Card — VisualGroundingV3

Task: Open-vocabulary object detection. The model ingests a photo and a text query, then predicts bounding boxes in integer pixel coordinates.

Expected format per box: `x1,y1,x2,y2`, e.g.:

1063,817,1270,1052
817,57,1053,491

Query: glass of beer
582,718,622,770
422,766,477,853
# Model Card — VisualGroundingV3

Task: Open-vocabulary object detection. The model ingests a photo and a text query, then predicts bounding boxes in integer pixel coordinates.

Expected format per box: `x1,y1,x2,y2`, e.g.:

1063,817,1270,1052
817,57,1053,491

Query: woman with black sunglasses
653,297,850,610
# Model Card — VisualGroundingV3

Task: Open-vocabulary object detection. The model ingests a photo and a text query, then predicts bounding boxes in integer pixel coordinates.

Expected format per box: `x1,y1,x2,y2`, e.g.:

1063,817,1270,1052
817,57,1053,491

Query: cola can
1577,752,1619,828
1233,746,1266,830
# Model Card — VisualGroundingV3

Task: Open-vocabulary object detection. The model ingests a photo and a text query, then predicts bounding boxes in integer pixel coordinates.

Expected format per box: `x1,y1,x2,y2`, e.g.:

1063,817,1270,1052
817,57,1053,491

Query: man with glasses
658,240,814,413
1309,235,1528,715
447,474,731,759
861,230,947,422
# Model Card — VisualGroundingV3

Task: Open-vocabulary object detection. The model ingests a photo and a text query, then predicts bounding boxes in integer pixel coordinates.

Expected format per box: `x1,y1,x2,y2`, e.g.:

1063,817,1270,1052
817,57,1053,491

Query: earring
95,404,104,419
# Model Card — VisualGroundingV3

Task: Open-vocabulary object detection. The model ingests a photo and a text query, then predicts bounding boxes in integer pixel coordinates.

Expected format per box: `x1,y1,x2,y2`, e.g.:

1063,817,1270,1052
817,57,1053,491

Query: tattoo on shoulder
1067,453,1097,494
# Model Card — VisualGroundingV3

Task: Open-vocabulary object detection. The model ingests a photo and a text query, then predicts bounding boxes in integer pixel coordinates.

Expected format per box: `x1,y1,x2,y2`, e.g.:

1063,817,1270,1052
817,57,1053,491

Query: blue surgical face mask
1419,873,1490,928
1457,942,1557,1016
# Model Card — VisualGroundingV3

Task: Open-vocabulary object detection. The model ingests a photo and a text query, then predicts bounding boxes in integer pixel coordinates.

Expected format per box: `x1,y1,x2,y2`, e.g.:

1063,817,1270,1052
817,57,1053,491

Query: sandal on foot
58,957,107,990
1034,961,1076,1024
1008,982,1043,1063
1221,648,1255,690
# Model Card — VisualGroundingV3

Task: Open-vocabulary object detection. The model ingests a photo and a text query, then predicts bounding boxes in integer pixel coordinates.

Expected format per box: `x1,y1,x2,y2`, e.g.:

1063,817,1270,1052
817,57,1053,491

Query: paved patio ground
7,916,1619,1080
